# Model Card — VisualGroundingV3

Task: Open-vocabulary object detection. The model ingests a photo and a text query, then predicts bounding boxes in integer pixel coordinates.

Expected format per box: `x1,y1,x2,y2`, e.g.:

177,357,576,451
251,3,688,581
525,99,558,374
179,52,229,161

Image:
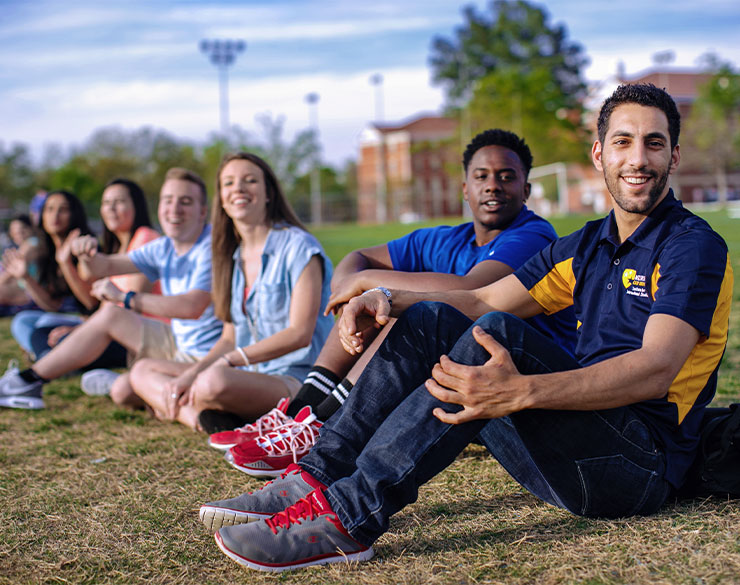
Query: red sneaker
208,397,292,451
228,406,322,477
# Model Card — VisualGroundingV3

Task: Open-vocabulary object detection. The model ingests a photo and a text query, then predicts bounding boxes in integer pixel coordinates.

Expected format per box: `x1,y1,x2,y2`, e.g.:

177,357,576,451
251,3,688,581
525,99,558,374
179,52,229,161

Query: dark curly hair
462,129,533,177
597,83,680,149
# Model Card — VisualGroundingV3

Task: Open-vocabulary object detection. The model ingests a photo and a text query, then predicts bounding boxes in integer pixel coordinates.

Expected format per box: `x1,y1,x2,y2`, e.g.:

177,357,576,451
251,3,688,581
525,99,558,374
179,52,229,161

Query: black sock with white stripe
286,366,341,417
315,378,353,422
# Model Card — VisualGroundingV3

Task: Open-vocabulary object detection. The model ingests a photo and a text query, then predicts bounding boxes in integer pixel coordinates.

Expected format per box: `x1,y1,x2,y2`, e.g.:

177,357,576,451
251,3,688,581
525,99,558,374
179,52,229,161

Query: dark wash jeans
299,302,671,547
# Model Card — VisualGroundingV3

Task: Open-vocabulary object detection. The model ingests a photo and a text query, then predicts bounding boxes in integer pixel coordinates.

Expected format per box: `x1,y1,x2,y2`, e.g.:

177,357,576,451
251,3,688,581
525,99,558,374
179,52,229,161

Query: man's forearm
80,253,137,280
131,291,210,320
332,250,374,282
388,275,542,321
523,349,671,411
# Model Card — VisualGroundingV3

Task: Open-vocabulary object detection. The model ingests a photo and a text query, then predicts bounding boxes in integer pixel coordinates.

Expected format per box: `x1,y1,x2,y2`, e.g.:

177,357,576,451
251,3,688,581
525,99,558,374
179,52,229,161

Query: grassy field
2,210,740,584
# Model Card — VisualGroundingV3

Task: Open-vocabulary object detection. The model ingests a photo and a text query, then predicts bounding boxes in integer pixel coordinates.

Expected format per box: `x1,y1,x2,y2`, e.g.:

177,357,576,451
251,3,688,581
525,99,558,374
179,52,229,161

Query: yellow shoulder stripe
668,254,733,423
528,257,576,315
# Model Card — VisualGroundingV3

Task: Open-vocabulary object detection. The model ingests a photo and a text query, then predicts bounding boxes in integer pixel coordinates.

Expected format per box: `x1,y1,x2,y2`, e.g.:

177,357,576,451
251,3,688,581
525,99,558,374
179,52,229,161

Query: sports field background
1,209,739,584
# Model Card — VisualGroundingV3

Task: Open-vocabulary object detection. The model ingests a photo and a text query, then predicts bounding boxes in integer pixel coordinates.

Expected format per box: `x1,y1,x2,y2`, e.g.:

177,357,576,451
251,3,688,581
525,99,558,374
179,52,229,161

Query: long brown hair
211,152,306,322
100,178,153,254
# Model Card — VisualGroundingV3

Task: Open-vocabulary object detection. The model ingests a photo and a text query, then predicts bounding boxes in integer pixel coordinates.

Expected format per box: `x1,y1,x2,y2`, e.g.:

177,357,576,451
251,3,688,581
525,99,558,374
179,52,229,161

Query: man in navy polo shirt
211,84,733,572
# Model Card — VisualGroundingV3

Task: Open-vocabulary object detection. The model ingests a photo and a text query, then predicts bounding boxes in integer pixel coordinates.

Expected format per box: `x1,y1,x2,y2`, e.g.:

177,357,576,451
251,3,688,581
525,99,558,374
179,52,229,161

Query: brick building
356,115,461,223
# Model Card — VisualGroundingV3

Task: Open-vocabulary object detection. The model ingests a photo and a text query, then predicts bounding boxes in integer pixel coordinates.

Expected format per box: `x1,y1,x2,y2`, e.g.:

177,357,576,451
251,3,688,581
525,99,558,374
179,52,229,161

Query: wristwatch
123,290,137,310
367,286,392,306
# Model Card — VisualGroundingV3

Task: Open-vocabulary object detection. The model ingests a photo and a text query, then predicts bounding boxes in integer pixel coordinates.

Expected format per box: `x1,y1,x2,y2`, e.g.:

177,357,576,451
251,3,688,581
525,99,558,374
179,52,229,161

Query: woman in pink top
29,179,160,376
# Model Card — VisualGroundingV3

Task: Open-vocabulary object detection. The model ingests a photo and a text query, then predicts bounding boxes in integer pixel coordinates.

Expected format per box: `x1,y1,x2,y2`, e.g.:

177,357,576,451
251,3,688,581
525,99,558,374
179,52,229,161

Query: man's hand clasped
337,288,391,355
426,326,528,425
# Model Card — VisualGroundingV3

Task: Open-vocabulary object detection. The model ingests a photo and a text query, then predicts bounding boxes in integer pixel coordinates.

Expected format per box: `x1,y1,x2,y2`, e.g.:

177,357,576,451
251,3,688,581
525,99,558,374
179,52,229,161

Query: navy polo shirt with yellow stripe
514,190,733,488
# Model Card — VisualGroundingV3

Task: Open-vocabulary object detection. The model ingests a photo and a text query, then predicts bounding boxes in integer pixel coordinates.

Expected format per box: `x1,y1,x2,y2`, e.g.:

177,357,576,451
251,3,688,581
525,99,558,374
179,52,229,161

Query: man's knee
129,358,154,389
93,302,131,325
401,301,465,327
472,311,524,339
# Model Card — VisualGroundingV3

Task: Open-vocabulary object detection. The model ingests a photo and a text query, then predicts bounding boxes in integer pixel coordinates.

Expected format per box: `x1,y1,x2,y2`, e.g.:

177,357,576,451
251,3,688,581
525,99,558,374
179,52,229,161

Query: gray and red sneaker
227,406,321,477
199,463,326,531
215,488,373,572
207,397,292,451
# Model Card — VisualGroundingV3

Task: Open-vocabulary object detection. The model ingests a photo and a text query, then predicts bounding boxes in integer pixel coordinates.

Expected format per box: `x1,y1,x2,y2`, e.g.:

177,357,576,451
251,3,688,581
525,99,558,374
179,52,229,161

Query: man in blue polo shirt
209,83,732,572
206,129,576,473
280,129,575,421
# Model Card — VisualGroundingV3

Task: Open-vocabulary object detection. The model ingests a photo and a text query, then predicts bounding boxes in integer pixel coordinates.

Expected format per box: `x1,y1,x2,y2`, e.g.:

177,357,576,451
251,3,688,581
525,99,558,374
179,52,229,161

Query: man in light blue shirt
0,168,222,410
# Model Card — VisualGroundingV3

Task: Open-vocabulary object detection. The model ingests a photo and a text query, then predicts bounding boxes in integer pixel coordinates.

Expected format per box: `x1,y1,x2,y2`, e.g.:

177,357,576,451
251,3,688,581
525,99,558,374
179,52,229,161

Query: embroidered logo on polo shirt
622,268,648,298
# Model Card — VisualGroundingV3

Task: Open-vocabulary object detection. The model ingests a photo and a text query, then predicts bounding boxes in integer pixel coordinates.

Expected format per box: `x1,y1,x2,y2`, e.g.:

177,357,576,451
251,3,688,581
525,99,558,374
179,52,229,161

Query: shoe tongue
277,397,290,412
294,406,317,425
307,488,330,515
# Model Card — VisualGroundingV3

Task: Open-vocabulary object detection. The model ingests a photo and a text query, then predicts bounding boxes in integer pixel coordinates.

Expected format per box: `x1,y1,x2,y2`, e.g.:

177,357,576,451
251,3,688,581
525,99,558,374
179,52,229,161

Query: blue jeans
11,310,83,355
299,302,671,546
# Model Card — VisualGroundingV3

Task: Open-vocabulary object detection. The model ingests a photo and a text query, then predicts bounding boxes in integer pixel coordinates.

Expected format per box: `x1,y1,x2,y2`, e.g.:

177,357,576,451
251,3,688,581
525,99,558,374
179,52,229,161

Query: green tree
467,65,589,166
0,142,36,207
684,55,740,205
292,165,355,223
429,0,588,108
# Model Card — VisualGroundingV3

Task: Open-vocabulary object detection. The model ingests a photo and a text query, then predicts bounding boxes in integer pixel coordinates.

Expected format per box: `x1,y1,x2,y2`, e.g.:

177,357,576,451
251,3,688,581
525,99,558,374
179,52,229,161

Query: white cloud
2,65,444,165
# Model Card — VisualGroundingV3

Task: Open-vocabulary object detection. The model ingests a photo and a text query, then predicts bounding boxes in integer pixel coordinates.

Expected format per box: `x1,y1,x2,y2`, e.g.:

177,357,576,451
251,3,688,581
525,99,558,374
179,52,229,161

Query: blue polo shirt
515,190,733,488
387,206,577,354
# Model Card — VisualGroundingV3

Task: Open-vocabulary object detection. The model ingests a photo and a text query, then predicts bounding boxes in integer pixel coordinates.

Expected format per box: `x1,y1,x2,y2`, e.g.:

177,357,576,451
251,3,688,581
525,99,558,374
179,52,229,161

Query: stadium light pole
305,92,322,225
199,39,246,136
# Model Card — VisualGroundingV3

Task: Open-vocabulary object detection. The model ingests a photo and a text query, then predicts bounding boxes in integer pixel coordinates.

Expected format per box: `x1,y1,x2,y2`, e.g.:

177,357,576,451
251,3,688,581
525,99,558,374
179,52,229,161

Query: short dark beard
606,162,671,215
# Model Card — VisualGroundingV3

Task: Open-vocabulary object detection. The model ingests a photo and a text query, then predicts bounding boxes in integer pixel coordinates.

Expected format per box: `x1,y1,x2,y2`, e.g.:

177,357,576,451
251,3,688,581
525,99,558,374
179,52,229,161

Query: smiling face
218,158,269,226
593,103,680,216
100,184,135,236
41,193,72,237
157,178,207,244
463,145,530,243
9,219,32,245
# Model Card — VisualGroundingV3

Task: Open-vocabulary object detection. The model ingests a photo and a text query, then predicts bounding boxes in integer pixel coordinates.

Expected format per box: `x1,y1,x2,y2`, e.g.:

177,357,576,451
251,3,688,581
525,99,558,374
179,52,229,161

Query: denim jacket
230,224,333,379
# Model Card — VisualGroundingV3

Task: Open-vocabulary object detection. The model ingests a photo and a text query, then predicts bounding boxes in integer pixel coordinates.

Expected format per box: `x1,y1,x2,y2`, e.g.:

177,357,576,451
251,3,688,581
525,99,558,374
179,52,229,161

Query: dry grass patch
1,312,740,584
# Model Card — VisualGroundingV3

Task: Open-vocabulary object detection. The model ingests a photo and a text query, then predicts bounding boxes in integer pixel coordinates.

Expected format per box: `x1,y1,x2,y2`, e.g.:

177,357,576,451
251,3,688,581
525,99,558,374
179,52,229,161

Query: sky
2,0,740,167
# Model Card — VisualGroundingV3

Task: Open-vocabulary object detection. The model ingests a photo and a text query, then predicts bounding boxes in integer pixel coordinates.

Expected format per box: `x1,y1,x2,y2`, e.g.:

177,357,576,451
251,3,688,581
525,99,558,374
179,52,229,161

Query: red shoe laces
265,495,321,534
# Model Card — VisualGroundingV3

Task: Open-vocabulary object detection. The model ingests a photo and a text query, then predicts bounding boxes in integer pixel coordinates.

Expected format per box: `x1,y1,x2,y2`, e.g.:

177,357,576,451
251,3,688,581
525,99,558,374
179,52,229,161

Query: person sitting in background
41,178,161,395
2,191,97,358
128,152,333,432
0,214,40,314
0,168,221,410
208,129,576,479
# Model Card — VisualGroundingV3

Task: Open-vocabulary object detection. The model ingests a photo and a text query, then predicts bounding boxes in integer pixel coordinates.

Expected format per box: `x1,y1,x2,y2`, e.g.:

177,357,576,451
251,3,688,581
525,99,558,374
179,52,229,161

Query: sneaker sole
227,457,287,478
0,396,44,409
199,506,270,531
214,530,374,572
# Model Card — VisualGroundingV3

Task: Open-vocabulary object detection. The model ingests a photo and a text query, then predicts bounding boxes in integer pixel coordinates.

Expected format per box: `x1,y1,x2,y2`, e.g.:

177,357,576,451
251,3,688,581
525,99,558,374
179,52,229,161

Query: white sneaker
80,369,119,396
0,361,44,409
